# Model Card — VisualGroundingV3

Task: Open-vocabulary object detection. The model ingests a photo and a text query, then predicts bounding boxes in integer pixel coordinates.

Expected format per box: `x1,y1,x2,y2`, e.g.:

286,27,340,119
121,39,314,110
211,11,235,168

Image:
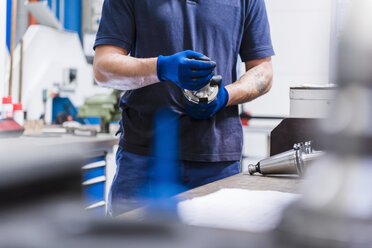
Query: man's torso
118,0,246,162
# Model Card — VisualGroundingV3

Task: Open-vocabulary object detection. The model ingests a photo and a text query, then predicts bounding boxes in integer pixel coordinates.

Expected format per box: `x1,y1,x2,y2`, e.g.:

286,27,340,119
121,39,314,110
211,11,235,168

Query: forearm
226,59,273,106
93,46,159,90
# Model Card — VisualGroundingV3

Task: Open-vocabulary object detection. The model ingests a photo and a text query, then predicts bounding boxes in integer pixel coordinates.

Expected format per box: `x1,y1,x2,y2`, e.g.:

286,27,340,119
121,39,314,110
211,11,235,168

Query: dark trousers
109,147,240,216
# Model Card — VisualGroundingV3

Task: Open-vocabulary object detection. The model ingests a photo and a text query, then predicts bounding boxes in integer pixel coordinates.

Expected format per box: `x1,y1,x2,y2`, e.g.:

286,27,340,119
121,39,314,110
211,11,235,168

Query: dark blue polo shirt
94,0,274,162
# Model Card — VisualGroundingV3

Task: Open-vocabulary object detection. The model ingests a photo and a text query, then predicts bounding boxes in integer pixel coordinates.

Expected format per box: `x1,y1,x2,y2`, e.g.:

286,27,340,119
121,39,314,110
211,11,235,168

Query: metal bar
59,0,65,27
51,0,56,16
8,0,18,97
18,39,23,102
248,116,286,120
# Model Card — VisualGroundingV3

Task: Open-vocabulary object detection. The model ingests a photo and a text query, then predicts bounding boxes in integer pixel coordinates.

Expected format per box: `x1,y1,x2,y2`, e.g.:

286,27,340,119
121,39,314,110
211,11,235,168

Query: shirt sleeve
94,0,135,52
240,0,275,62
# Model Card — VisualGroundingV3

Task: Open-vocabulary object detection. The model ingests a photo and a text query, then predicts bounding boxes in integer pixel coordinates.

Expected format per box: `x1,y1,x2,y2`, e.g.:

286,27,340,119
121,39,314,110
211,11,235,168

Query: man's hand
185,77,229,119
157,50,216,91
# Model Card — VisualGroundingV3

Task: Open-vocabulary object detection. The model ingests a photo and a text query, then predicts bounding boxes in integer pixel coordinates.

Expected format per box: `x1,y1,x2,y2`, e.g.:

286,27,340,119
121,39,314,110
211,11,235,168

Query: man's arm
93,45,216,91
226,57,273,106
93,45,159,90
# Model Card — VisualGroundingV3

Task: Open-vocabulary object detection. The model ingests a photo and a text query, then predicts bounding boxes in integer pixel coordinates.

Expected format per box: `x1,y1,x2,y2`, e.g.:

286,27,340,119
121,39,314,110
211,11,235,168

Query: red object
2,96,12,104
240,112,251,127
13,103,23,111
67,116,73,121
0,119,24,138
241,118,249,126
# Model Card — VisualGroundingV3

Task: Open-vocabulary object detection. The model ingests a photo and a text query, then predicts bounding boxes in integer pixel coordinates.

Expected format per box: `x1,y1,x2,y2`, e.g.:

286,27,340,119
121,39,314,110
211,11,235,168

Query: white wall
242,0,333,117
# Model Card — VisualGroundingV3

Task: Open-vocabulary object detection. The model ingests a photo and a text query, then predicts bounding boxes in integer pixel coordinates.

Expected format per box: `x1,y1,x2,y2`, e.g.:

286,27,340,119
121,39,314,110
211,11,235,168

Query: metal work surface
0,134,118,180
0,134,118,148
119,173,302,221
178,173,303,201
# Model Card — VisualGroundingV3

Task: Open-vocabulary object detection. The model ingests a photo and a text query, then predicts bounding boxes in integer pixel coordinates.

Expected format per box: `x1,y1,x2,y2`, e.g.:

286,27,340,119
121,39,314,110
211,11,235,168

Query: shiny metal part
183,83,219,104
183,76,221,104
248,141,324,176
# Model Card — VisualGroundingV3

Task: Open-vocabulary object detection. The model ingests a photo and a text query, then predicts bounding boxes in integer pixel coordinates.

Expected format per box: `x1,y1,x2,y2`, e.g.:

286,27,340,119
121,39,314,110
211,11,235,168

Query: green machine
78,91,122,133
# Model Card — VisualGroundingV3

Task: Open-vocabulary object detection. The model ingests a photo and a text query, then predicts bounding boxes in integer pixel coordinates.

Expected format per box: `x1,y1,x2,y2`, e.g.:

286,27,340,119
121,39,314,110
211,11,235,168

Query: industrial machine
5,2,111,124
77,90,121,133
248,142,324,176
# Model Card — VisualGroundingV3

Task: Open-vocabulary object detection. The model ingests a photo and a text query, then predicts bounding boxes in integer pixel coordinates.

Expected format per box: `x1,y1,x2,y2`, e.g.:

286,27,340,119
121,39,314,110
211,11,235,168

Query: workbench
0,133,118,215
120,172,303,219
178,173,303,201
1,133,117,150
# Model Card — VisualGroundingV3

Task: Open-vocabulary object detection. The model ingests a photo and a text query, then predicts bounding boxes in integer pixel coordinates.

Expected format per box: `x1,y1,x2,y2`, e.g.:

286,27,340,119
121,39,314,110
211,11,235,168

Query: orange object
28,0,39,25
241,118,249,126
240,112,251,127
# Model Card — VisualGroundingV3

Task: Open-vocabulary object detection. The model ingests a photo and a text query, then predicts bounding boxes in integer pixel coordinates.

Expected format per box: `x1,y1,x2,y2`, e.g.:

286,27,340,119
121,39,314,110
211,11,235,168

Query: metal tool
248,141,324,176
183,75,220,104
183,56,220,104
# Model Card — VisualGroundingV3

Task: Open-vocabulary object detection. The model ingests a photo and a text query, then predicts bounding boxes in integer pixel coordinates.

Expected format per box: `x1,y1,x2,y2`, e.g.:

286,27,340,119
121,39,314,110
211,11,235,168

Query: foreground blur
1,0,372,247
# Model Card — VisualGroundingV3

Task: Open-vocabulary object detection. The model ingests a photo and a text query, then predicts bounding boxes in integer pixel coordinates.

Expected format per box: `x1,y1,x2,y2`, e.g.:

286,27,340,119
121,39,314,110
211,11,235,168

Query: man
94,0,274,216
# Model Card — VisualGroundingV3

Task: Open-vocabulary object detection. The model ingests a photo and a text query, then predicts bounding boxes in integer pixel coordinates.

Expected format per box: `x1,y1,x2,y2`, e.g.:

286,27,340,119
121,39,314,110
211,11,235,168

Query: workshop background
0,0,338,168
2,0,372,247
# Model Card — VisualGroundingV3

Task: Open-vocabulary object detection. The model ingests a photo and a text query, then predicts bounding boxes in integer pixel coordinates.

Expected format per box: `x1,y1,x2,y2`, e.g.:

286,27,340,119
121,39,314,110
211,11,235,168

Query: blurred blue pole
64,0,81,38
153,108,180,188
55,0,60,20
6,0,11,51
147,108,184,214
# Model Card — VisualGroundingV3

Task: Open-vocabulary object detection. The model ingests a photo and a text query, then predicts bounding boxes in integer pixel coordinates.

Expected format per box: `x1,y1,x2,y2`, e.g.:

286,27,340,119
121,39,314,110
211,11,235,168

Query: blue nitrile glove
157,50,216,91
185,78,229,120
